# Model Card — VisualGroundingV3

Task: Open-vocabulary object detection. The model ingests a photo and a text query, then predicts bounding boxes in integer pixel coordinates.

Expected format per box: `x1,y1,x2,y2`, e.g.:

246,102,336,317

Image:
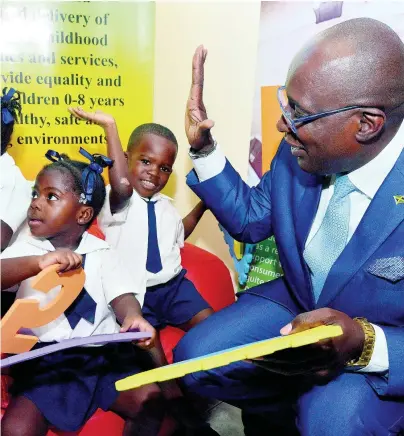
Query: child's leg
149,332,184,399
143,333,219,435
109,383,168,436
142,274,218,434
1,396,49,436
177,307,214,331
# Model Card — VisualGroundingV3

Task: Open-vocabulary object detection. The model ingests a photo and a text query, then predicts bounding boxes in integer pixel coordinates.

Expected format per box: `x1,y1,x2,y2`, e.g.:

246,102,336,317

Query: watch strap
346,317,376,368
189,139,217,159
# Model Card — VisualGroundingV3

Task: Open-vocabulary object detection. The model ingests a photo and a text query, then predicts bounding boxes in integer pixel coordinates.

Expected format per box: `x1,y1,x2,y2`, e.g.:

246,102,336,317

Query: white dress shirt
0,152,32,232
191,125,404,373
1,232,143,342
98,187,184,291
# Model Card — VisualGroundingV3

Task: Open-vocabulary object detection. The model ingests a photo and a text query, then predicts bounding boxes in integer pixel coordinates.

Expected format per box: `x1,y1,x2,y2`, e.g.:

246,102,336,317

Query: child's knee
2,397,48,436
117,384,164,419
187,308,214,329
137,384,163,410
1,413,44,436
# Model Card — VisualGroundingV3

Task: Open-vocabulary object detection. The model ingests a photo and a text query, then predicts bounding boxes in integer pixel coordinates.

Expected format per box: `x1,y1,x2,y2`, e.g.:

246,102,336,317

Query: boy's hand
185,45,215,150
38,249,82,273
120,315,156,350
68,106,116,128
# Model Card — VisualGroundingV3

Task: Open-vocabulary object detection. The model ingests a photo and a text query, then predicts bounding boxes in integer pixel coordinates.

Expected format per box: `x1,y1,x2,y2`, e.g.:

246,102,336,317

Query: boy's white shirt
0,231,144,343
98,186,184,290
0,152,32,232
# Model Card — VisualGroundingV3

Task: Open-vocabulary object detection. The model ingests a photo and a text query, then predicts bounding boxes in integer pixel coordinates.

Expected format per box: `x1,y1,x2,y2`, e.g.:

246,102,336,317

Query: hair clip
79,147,113,203
79,193,88,204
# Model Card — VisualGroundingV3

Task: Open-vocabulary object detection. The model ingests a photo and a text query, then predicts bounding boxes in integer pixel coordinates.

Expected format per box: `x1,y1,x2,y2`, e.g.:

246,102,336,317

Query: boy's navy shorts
142,269,212,329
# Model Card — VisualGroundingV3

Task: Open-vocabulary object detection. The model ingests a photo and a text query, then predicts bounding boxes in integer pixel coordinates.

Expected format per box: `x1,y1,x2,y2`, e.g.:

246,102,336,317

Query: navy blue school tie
146,200,163,273
64,254,97,329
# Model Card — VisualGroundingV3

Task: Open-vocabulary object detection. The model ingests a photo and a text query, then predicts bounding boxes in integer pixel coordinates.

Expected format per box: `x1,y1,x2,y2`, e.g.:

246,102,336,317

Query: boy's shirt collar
132,188,173,202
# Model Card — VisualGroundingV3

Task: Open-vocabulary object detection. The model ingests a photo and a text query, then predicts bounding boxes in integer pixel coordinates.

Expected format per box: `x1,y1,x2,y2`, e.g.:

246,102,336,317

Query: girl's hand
38,249,82,273
68,106,116,128
120,315,156,350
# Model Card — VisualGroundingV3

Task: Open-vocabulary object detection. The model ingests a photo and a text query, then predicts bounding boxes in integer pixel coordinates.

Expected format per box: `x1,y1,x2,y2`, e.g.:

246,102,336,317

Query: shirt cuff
357,323,389,373
190,143,226,182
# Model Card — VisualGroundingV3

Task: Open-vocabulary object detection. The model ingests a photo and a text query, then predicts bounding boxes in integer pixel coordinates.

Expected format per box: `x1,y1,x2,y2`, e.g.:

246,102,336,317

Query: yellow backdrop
1,1,155,181
261,86,283,173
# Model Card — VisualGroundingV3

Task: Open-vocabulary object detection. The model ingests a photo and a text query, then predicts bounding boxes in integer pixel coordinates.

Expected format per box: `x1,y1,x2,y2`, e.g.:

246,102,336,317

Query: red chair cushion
181,242,235,313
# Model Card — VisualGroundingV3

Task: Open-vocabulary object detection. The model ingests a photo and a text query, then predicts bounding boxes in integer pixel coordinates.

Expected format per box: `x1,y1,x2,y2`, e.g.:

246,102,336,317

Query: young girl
0,148,169,436
0,87,32,251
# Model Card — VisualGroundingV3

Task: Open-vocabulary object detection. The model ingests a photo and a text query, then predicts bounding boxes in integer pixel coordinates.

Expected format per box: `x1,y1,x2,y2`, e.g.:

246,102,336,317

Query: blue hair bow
1,88,17,124
45,149,63,162
79,147,113,203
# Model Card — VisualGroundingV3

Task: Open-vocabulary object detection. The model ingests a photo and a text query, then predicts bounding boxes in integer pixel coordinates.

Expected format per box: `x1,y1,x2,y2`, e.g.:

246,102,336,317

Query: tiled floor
206,402,244,436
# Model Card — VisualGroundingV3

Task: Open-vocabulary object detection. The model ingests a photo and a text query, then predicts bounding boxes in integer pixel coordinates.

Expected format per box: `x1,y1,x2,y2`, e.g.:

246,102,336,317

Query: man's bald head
279,18,404,175
288,18,404,111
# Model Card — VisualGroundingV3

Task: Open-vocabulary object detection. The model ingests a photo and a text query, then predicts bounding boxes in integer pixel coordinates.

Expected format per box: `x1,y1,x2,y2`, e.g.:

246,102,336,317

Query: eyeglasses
277,85,363,135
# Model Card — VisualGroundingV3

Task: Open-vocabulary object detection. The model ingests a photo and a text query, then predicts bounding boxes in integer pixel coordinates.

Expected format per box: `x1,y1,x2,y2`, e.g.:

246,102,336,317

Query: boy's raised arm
182,201,207,240
68,107,132,214
1,221,13,252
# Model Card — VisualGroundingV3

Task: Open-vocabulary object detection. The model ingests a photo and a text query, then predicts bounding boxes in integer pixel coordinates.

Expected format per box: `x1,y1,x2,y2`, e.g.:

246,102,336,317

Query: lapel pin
393,195,404,205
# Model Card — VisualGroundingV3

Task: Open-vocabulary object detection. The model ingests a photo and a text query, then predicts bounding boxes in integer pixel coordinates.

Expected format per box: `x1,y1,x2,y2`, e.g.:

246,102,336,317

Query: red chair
1,221,236,435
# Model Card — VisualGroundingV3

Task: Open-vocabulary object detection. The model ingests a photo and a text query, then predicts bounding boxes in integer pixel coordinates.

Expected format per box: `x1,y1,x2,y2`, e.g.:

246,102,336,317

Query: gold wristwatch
346,317,376,369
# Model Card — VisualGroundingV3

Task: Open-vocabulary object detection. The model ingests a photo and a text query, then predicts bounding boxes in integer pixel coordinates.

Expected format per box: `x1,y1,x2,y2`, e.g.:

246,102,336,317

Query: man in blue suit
174,18,404,436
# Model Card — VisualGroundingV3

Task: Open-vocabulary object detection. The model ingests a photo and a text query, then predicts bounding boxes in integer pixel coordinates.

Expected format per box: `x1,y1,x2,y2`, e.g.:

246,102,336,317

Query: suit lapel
292,171,323,309
317,152,404,307
294,175,323,252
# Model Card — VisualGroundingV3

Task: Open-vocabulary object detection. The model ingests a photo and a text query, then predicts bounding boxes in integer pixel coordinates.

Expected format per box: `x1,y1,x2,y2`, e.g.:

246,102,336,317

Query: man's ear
356,108,386,142
77,206,94,227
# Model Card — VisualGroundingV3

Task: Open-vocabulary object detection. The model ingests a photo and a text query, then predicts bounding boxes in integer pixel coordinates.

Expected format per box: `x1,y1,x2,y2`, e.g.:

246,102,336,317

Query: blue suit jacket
187,139,404,398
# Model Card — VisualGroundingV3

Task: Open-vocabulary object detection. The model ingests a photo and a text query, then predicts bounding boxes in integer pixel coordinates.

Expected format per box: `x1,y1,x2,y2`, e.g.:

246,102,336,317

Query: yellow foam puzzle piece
116,325,342,391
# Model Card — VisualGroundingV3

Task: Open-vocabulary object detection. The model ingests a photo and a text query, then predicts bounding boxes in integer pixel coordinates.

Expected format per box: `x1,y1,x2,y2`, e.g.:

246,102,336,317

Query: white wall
251,1,404,136
153,2,261,273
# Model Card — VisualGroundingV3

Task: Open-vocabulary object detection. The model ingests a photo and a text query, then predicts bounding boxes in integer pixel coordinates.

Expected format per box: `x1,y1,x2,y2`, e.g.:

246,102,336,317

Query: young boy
69,107,218,436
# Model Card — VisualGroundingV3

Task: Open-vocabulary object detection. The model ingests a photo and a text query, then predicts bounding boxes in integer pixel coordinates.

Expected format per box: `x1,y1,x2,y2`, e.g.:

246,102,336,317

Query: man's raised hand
185,45,215,151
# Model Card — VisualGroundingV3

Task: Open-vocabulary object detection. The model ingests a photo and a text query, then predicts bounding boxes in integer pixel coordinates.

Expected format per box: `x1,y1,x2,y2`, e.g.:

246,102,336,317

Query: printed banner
242,1,404,291
1,1,155,180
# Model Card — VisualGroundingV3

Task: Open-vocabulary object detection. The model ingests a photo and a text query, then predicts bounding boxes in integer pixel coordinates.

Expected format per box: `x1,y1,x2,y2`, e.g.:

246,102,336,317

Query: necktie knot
333,174,356,201
148,200,157,210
